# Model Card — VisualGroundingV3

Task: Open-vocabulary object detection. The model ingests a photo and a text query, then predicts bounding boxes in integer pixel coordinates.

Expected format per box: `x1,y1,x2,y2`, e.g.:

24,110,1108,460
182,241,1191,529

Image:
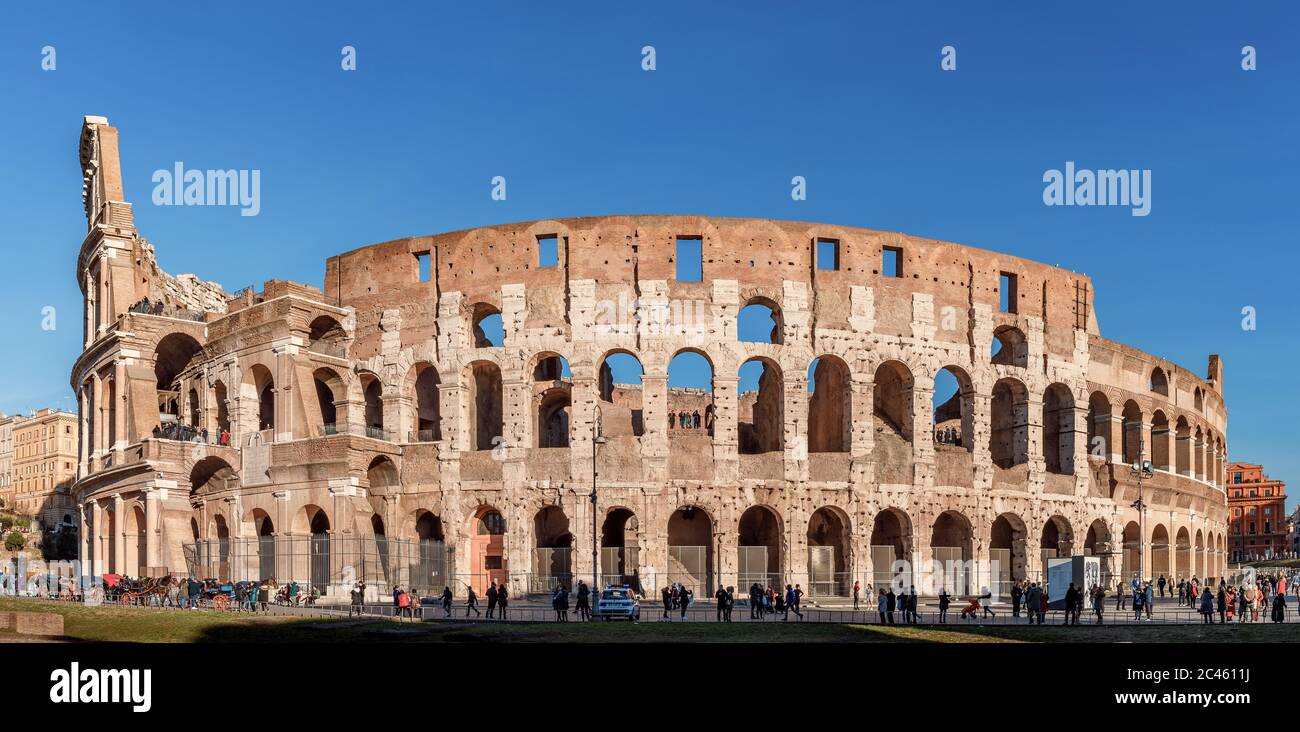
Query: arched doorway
470,507,506,595
1175,527,1191,581
931,511,974,595
991,513,1028,597
533,506,573,592
414,511,447,590
1041,515,1074,571
1151,524,1171,579
807,507,850,597
252,510,275,581
306,507,330,593
737,506,782,591
667,507,713,595
870,508,911,590
601,508,640,590
1121,521,1140,581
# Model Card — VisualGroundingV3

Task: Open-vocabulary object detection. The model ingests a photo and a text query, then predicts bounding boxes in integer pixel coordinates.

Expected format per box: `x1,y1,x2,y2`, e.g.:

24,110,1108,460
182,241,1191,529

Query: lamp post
1131,445,1154,586
591,407,606,592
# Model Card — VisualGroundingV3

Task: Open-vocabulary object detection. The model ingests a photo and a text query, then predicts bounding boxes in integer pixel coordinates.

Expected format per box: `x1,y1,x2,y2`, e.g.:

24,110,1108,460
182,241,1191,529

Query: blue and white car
594,586,640,621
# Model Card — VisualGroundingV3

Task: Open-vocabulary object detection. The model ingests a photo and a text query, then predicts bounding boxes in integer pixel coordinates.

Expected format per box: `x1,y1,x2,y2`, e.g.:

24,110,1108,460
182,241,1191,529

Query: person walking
1132,585,1144,622
1011,581,1022,617
938,588,951,623
679,587,691,620
441,586,454,618
1092,585,1106,624
392,585,403,618
1158,574,1167,598
349,581,365,617
1063,583,1080,625
486,580,498,619
793,584,805,617
466,585,481,617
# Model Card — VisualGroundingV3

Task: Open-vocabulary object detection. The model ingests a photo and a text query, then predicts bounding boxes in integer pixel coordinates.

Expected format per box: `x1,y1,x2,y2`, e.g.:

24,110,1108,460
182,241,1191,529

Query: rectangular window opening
675,237,703,282
882,246,903,278
816,238,840,271
415,251,432,282
537,235,559,268
999,272,1018,313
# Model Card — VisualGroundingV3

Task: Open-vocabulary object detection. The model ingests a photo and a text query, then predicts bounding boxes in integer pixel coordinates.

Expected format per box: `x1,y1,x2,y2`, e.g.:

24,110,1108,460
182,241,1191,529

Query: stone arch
366,455,400,494
154,332,204,419
990,512,1028,593
471,302,503,348
247,363,275,432
600,507,641,588
1194,528,1205,579
312,367,346,434
1150,409,1170,471
413,509,449,591
1151,523,1171,578
212,379,230,435
358,370,384,434
189,456,236,496
1149,367,1169,396
1121,521,1141,581
808,355,851,453
738,357,783,454
991,325,1028,367
1042,382,1076,475
932,365,974,451
667,506,714,595
873,360,913,442
737,297,783,345
465,360,504,451
1041,515,1075,562
1193,387,1204,412
126,503,147,576
597,350,645,437
469,506,507,595
307,315,346,355
737,505,783,589
1087,391,1113,460
410,362,441,441
807,506,851,597
1175,415,1191,475
1174,526,1192,580
666,349,715,438
931,510,974,594
533,505,573,590
1121,400,1143,465
990,377,1029,469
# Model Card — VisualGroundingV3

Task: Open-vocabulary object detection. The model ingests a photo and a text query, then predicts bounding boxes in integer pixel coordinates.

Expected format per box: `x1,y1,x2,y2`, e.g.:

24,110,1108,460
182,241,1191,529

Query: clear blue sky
1,2,1295,506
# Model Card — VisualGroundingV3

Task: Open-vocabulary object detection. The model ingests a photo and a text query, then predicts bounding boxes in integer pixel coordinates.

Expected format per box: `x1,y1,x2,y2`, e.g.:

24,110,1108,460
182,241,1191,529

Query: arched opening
312,368,343,435
246,364,275,433
532,354,572,448
870,509,911,589
666,350,714,438
737,299,782,344
990,513,1027,596
414,511,448,591
738,358,783,454
1175,526,1191,580
1122,521,1141,581
991,325,1028,368
1043,383,1076,475
1121,400,1142,465
1149,367,1169,396
667,506,713,595
601,508,640,590
808,356,851,453
154,332,204,425
371,513,390,585
251,509,275,581
737,506,782,591
533,506,573,592
471,304,503,348
412,363,441,441
1084,519,1113,585
1194,387,1203,412
360,372,384,438
1151,524,1170,579
212,380,230,437
873,361,913,483
105,508,117,574
212,514,231,581
106,378,117,447
307,315,346,356
189,456,237,496
1041,515,1074,567
467,361,504,451
470,507,506,595
367,456,399,492
187,387,200,429
1087,392,1112,460
1150,410,1170,471
1194,529,1205,579
598,351,645,437
931,511,974,595
990,377,1029,469
127,504,146,576
305,506,331,593
1193,426,1205,480
807,507,850,597
1175,416,1191,475
932,366,974,450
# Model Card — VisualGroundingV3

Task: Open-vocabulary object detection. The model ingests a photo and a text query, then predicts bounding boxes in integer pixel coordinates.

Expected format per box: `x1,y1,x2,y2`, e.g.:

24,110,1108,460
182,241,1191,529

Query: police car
593,585,640,621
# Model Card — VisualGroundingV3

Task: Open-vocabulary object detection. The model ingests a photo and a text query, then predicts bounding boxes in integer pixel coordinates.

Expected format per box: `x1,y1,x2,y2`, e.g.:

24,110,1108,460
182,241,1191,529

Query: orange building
10,408,78,529
1226,462,1288,561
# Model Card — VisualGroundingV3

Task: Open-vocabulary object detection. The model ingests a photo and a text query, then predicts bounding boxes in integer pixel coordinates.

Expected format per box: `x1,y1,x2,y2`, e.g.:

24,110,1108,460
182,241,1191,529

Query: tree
4,531,25,551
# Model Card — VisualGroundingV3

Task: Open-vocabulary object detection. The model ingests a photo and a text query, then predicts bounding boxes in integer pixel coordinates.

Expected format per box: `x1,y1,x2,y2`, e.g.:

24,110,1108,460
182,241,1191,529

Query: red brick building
1226,462,1288,561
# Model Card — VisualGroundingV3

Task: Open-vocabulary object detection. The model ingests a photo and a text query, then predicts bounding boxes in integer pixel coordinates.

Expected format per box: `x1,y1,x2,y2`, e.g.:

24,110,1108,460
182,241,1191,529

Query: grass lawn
2,597,1295,643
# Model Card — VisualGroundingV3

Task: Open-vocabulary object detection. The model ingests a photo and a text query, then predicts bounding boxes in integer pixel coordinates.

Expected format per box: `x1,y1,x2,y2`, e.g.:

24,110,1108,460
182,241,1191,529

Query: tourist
723,586,735,622
486,580,498,618
715,584,728,622
248,581,260,612
349,581,364,617
1199,587,1214,624
497,584,509,619
1177,578,1186,605
1216,584,1226,624
1272,589,1287,623
1115,580,1126,611
793,584,805,617
1132,584,1144,621
878,588,890,624
1024,583,1042,625
441,586,453,617
1144,582,1154,619
783,584,802,621
662,586,672,619
1158,574,1167,598
852,579,860,610
1092,585,1106,624
906,586,919,624
938,587,951,622
1011,581,1022,617
466,585,481,616
1063,583,1080,625
575,580,591,621
392,585,403,617
750,582,764,619
679,586,691,619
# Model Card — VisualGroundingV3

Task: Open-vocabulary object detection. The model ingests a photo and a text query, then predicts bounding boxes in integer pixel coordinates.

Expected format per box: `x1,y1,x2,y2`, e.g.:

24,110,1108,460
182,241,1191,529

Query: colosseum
71,116,1229,601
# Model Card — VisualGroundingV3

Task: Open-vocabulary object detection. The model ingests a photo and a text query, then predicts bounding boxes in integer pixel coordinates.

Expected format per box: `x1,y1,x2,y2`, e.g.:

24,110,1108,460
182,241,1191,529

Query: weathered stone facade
71,116,1229,597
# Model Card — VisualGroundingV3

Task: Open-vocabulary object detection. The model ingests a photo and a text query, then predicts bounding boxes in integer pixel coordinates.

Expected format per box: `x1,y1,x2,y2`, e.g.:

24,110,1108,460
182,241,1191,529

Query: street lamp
1131,446,1154,586
591,407,606,593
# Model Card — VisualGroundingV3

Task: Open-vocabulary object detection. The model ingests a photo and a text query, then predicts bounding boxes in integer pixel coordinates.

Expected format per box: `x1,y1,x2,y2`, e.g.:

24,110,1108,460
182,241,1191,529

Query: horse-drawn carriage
106,574,176,606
